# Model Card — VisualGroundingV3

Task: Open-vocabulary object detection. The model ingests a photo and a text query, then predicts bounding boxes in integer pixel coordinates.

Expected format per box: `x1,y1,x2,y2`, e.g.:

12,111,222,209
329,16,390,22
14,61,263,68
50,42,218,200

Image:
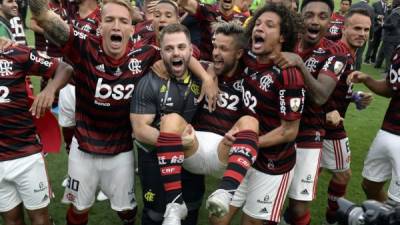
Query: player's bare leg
209,205,239,225
362,179,387,202
26,207,51,225
1,203,26,225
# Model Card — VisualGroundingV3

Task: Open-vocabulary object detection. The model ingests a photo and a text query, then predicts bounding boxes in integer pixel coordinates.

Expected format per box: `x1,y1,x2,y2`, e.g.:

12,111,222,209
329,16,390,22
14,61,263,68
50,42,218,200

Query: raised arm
29,0,70,46
178,0,198,15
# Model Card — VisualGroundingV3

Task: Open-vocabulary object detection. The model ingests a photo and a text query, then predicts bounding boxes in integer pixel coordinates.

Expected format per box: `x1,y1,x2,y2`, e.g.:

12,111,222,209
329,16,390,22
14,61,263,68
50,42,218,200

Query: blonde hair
102,0,134,18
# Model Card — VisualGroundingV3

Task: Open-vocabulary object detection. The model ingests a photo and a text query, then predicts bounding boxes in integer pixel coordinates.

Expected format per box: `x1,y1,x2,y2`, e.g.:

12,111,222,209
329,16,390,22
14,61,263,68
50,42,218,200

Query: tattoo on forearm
29,0,69,46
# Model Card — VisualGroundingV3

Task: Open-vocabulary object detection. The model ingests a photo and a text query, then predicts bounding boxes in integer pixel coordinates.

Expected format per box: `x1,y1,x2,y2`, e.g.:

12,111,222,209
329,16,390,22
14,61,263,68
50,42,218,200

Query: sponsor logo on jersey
279,90,286,115
94,78,135,102
30,53,53,67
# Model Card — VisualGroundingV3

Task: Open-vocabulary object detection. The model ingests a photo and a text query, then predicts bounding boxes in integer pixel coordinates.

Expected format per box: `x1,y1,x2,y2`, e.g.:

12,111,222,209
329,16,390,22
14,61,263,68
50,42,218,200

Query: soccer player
326,0,352,42
210,4,305,225
178,0,248,60
0,0,18,40
28,0,217,224
274,0,351,224
0,44,73,225
348,45,400,204
131,23,206,225
321,8,372,225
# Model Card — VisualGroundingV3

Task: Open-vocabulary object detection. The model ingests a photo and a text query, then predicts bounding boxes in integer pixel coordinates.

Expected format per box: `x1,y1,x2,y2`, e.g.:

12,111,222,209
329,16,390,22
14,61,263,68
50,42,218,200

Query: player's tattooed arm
29,0,70,46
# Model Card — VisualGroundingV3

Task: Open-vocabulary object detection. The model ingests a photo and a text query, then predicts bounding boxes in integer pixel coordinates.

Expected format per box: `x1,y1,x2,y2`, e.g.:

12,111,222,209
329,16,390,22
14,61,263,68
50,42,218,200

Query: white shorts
362,129,400,202
183,131,226,178
287,147,322,201
58,84,76,127
231,167,294,222
62,137,136,211
321,137,351,172
0,153,51,212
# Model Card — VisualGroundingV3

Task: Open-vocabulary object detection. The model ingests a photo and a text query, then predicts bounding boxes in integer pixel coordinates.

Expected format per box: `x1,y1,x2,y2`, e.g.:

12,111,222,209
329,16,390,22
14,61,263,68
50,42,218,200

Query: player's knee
117,208,136,225
361,179,384,196
3,220,25,225
288,199,309,217
236,115,259,133
160,113,186,133
333,169,352,184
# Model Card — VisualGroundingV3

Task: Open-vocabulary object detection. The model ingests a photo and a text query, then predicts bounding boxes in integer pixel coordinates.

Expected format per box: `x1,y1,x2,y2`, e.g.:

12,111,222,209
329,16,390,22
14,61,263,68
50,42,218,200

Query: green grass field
0,2,392,224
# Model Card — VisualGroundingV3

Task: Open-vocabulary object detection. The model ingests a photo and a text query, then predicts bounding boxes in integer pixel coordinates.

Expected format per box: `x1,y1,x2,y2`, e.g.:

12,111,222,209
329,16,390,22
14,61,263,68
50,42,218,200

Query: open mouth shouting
305,26,321,41
110,33,123,49
252,34,265,52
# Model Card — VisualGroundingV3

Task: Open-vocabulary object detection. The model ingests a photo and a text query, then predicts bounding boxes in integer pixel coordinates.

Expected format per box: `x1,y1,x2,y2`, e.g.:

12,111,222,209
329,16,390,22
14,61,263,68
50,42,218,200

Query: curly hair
245,3,304,52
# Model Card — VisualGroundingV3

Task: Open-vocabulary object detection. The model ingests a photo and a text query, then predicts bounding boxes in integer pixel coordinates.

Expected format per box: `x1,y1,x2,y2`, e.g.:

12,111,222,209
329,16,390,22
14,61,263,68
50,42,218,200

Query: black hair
301,0,334,13
245,3,304,52
213,22,247,49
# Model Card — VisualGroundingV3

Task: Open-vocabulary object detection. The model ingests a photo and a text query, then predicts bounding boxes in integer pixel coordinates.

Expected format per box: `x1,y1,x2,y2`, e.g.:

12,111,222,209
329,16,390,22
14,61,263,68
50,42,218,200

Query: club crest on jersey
329,25,339,35
290,98,301,112
259,74,273,92
233,80,242,91
334,61,344,75
305,57,318,73
128,58,142,75
0,60,13,77
191,83,200,95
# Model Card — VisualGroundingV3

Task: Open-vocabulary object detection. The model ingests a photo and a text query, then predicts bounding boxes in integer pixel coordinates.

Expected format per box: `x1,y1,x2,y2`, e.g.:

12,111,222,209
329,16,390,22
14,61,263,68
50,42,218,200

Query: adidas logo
259,207,268,213
42,194,49,202
96,64,105,72
301,189,309,195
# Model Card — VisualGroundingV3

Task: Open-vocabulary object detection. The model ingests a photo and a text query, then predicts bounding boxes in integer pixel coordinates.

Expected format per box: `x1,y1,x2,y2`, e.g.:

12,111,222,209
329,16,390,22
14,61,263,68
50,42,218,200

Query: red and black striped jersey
295,38,349,148
10,16,26,45
61,26,159,155
131,20,155,48
326,12,345,42
382,46,400,135
192,64,245,135
324,41,355,139
71,6,101,36
194,3,248,61
0,45,59,161
242,63,305,174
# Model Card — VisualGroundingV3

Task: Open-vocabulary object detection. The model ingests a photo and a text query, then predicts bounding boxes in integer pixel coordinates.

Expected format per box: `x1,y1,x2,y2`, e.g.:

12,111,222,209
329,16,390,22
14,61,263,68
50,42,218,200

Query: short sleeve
278,67,306,121
22,47,59,79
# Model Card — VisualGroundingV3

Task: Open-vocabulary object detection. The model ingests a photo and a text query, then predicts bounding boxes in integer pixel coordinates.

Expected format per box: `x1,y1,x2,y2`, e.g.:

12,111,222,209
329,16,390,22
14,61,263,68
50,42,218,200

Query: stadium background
0,0,390,224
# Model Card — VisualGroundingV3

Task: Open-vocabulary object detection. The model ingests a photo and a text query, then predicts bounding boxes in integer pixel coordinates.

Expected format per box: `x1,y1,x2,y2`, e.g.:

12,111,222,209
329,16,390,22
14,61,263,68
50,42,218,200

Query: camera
337,198,400,225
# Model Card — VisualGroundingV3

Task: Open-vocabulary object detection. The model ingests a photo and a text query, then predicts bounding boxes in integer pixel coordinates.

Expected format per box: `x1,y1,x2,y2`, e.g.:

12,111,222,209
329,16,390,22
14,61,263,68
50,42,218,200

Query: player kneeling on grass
0,43,73,225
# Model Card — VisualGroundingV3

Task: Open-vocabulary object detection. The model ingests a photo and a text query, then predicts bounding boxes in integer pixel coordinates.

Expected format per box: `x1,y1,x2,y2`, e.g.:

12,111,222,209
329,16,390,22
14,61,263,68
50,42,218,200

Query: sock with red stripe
326,180,347,223
156,132,184,204
66,206,88,225
291,210,311,225
219,130,258,191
